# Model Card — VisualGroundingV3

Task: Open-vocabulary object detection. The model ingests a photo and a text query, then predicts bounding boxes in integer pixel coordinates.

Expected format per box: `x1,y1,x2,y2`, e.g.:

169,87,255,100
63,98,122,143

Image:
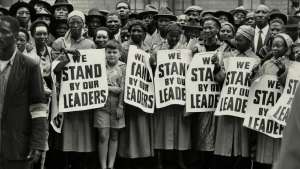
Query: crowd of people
1,0,300,169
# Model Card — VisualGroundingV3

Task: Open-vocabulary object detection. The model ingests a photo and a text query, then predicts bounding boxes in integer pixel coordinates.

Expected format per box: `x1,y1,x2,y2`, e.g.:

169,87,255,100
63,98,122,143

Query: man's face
233,12,246,26
130,25,145,44
106,15,121,34
203,20,218,40
16,31,27,52
142,14,154,26
167,30,181,48
87,17,102,36
177,15,188,26
116,2,130,19
157,17,171,32
254,5,269,27
16,7,31,25
0,20,16,58
187,11,200,23
54,6,69,20
68,16,83,39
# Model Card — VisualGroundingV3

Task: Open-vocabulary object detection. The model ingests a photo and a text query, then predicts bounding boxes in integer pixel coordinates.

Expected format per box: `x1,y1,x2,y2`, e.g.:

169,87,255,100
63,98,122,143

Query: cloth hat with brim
184,5,203,14
269,12,288,25
9,1,35,17
86,8,106,22
236,25,254,41
214,10,234,24
275,33,294,49
0,5,9,15
182,24,203,32
32,8,53,22
201,10,216,18
129,12,139,20
138,4,158,18
30,0,53,14
99,9,110,16
154,7,177,21
201,16,221,29
52,0,73,13
230,6,248,16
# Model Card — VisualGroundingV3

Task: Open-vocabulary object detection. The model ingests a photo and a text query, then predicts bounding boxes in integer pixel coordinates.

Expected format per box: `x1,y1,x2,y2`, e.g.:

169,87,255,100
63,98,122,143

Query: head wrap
68,10,85,23
274,33,294,56
236,25,254,41
221,22,236,33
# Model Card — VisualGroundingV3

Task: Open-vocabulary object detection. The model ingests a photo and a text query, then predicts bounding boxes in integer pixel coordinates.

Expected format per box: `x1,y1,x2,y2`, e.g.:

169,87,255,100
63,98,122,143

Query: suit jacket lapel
3,52,21,115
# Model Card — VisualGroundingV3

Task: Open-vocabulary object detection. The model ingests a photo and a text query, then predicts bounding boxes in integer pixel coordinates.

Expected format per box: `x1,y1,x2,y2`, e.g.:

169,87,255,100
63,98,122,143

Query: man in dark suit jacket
253,4,271,58
0,16,48,169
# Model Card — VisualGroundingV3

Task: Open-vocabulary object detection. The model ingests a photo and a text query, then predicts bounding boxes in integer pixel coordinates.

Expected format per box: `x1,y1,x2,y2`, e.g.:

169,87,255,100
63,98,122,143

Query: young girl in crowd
94,40,125,169
16,28,30,54
253,33,293,169
152,22,191,169
213,25,260,169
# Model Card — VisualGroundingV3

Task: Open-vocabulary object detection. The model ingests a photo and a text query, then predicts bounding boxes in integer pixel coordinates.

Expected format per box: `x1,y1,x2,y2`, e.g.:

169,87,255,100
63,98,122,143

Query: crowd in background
1,0,300,169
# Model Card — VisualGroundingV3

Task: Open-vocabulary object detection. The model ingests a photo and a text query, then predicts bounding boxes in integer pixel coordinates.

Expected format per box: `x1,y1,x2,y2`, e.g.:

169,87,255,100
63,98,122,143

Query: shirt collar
255,24,269,34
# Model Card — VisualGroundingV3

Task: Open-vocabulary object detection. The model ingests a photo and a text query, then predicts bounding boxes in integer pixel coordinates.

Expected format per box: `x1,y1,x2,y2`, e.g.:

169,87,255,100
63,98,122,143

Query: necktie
256,30,263,55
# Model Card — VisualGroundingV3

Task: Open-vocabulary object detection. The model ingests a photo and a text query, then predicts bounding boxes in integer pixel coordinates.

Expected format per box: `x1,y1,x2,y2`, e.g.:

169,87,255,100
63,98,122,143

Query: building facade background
0,0,295,15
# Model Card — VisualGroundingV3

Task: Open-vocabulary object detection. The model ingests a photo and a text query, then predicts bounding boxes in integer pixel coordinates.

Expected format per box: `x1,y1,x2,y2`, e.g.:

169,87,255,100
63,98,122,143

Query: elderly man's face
233,12,246,25
116,2,130,19
68,16,83,39
254,5,269,27
16,7,31,25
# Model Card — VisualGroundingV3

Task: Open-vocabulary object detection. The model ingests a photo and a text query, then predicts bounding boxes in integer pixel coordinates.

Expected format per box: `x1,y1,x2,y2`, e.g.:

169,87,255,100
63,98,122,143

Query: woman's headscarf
274,33,294,56
63,10,85,48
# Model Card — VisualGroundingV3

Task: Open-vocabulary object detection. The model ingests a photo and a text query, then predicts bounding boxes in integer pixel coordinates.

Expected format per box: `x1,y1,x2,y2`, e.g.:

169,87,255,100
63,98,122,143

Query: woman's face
16,7,31,25
203,20,218,40
16,31,27,52
272,37,287,58
270,22,284,38
68,16,83,39
167,30,181,48
130,25,145,44
219,25,234,41
33,25,48,45
55,23,68,37
95,30,109,48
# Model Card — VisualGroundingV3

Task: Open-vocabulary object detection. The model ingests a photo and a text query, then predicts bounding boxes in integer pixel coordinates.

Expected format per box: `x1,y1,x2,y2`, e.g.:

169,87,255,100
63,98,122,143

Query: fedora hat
154,7,177,21
139,4,158,18
52,0,73,13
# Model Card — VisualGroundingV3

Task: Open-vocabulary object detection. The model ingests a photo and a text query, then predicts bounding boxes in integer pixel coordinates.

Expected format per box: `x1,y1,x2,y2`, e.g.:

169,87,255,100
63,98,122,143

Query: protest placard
124,45,155,113
215,56,260,118
154,49,192,108
243,75,283,138
185,52,221,115
267,61,300,126
58,49,108,113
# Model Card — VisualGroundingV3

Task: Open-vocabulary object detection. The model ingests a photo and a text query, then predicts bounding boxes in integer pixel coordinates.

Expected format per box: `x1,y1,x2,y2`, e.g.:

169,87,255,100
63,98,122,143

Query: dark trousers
214,155,252,169
0,159,33,169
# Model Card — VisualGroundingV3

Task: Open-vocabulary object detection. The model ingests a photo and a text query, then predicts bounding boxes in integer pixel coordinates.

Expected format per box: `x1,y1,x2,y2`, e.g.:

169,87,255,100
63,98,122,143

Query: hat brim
9,2,35,16
201,16,221,28
269,13,288,25
230,9,248,15
153,14,177,21
35,1,53,14
215,11,234,24
32,13,53,22
182,25,203,31
139,11,158,18
52,4,73,13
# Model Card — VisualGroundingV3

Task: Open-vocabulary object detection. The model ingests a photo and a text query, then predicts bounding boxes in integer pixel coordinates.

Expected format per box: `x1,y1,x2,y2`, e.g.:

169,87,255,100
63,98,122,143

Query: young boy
94,40,125,169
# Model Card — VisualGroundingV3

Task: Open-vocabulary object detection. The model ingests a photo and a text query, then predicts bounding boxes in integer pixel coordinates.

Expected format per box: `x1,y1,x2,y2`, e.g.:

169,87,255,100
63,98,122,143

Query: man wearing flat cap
184,5,203,26
254,4,271,58
52,0,73,20
9,1,35,30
